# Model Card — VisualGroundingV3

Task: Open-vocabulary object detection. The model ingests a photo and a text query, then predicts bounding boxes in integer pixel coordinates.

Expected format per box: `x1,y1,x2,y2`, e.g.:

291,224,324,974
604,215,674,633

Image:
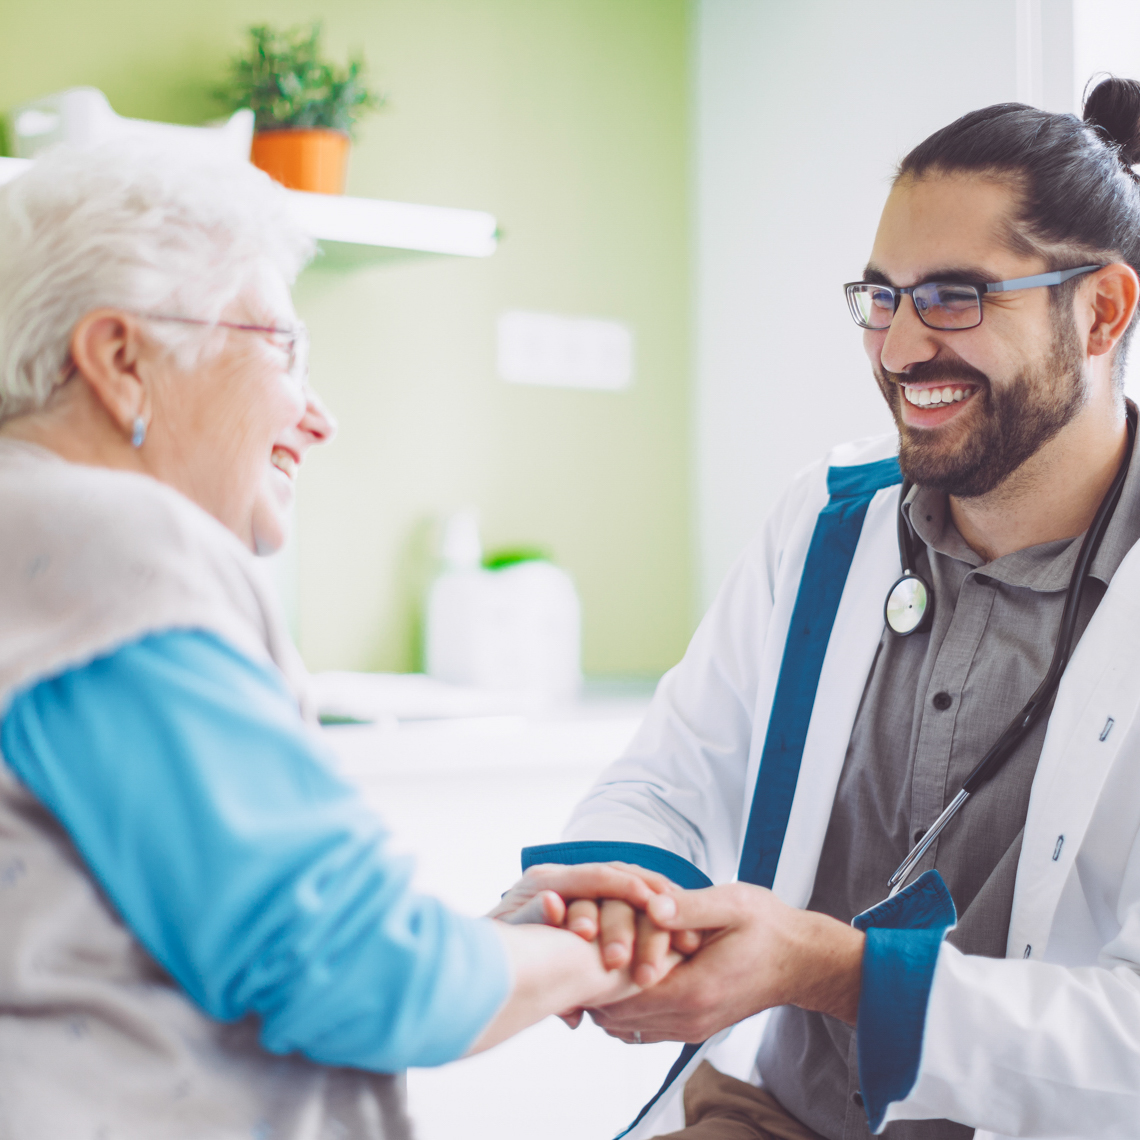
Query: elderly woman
0,143,677,1139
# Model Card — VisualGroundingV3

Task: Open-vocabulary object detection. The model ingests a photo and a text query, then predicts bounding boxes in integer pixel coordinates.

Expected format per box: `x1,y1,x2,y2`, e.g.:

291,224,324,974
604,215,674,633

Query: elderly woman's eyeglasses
137,314,309,386
844,265,1103,331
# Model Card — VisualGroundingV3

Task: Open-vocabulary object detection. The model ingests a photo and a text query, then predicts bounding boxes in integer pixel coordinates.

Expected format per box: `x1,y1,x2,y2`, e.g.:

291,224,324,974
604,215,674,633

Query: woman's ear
1087,263,1140,357
68,309,149,432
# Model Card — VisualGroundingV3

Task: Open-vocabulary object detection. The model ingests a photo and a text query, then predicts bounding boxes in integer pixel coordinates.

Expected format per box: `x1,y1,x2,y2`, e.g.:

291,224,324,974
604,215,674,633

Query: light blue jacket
1,628,509,1072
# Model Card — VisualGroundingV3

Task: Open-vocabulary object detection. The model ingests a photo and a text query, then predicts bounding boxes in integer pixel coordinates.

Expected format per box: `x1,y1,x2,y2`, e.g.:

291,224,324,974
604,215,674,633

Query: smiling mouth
902,383,977,409
271,446,298,479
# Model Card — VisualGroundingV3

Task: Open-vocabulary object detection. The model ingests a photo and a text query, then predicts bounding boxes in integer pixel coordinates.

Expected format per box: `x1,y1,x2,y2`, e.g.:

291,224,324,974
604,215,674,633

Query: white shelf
287,189,496,265
0,155,34,182
0,155,497,266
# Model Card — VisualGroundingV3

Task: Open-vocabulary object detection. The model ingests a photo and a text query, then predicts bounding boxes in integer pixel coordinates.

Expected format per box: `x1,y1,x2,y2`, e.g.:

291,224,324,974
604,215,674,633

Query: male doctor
520,86,1140,1138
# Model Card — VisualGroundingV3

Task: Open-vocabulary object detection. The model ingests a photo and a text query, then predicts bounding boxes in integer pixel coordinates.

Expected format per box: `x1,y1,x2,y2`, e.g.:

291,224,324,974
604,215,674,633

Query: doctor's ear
68,309,150,433
1084,262,1140,358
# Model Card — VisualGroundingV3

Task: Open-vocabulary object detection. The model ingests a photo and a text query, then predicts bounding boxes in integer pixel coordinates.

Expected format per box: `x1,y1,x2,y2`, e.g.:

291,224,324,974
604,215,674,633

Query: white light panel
497,310,634,391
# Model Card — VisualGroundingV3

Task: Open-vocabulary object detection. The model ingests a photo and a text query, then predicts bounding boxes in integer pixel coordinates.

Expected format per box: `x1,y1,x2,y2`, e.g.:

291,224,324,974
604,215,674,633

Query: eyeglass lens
847,282,983,330
269,327,309,386
289,328,309,385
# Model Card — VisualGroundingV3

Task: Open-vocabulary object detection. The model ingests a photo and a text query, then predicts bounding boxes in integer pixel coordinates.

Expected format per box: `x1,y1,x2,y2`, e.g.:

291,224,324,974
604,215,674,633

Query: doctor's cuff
851,869,957,1133
521,840,713,890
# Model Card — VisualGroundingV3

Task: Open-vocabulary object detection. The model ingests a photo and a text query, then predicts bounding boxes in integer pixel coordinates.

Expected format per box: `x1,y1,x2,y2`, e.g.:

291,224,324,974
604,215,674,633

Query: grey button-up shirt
756,424,1140,1140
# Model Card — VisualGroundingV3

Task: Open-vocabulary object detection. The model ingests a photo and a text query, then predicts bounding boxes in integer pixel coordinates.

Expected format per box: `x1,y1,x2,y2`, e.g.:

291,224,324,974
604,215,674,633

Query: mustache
880,358,991,389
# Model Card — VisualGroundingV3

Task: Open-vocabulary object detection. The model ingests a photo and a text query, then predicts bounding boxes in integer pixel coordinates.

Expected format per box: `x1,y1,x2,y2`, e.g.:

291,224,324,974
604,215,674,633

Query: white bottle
424,511,487,685
425,512,582,696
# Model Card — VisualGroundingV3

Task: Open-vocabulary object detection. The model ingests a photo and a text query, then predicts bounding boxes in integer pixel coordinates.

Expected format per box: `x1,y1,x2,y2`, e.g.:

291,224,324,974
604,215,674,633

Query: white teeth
271,448,297,478
903,384,975,408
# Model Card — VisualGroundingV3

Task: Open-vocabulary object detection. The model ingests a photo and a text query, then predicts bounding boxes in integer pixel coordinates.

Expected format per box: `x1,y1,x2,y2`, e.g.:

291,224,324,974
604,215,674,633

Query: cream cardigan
0,439,410,1140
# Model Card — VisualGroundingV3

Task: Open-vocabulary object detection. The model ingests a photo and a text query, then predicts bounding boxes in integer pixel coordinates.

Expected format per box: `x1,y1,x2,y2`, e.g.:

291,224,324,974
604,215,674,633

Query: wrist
496,920,632,1009
789,911,864,1026
472,921,624,1054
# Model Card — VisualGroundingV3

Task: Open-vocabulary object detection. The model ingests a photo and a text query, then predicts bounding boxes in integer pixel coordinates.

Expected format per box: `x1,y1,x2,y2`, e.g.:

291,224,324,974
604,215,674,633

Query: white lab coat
565,433,1140,1140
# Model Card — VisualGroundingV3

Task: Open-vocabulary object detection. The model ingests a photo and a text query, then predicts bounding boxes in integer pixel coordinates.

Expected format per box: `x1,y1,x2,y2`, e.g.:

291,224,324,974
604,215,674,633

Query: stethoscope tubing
885,406,1137,896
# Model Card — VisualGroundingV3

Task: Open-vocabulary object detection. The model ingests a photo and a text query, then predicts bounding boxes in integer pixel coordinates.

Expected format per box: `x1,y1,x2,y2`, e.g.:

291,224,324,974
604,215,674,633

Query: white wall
1070,2,1140,409
693,1,1022,606
693,1,1023,606
693,0,1140,609
1073,0,1140,111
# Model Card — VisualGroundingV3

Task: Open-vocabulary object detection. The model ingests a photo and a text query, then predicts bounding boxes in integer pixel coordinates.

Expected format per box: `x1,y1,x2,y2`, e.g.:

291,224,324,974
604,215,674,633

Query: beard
873,319,1088,498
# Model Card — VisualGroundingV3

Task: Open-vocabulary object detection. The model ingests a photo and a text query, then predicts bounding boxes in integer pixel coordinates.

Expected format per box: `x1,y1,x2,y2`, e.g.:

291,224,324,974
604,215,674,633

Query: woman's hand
564,891,705,981
466,918,685,1056
491,862,703,988
489,862,674,931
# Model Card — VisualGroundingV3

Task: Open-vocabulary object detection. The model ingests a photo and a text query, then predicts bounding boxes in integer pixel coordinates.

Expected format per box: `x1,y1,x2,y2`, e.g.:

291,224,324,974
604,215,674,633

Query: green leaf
217,21,385,138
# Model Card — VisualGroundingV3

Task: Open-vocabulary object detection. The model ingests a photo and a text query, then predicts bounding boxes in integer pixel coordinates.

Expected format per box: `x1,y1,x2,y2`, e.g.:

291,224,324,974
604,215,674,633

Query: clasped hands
490,862,865,1045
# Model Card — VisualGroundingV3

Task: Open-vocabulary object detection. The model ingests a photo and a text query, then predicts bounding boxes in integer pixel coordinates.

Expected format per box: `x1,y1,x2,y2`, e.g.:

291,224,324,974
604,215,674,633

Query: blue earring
131,416,146,449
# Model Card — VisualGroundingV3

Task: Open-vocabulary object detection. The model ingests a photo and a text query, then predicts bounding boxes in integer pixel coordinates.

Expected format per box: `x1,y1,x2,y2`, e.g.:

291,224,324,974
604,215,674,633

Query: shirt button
974,573,993,585
932,691,953,710
852,1091,865,1108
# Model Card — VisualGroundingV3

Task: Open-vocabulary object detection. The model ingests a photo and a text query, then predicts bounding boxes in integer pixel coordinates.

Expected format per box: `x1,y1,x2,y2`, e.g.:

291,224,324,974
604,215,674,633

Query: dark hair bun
1084,76,1140,166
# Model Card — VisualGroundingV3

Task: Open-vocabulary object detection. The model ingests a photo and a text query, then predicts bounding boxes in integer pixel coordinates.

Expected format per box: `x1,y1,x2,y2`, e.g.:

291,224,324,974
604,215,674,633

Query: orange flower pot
251,128,350,194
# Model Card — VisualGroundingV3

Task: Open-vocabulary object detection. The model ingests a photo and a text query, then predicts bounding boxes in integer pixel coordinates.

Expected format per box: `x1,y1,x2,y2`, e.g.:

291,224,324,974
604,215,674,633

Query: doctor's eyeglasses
136,313,310,387
844,264,1103,331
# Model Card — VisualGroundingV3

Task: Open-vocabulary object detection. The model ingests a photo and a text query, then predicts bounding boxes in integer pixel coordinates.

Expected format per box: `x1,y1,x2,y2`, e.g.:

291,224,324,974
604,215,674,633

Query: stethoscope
882,404,1137,897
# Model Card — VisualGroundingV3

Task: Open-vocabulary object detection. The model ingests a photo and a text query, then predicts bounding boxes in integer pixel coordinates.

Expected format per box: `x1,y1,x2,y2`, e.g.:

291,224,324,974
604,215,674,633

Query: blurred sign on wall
497,310,634,391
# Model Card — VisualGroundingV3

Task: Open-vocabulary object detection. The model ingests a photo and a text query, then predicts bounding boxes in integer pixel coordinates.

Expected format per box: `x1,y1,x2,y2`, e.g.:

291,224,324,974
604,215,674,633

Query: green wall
0,0,694,676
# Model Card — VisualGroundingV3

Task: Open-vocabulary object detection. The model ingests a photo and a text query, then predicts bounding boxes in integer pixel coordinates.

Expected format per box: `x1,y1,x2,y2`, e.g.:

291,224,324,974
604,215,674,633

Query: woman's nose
300,387,337,445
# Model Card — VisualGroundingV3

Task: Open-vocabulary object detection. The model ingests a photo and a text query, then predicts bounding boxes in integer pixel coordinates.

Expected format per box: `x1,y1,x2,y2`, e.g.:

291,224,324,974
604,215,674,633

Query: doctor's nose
879,294,941,375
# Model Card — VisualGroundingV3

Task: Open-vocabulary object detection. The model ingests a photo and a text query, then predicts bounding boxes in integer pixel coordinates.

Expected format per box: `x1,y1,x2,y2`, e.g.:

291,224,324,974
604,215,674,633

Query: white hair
0,140,314,422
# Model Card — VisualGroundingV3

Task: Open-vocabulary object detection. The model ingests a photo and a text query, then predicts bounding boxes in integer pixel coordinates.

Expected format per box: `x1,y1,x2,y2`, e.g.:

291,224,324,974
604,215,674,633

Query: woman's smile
270,444,298,480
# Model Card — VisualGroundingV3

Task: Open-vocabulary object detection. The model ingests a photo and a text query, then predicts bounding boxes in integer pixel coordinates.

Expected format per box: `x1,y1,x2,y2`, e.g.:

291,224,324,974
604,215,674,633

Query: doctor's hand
585,882,864,1044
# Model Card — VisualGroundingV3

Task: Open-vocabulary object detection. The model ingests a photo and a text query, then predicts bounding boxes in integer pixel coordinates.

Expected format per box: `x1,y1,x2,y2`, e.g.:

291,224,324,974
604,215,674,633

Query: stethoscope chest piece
885,571,932,635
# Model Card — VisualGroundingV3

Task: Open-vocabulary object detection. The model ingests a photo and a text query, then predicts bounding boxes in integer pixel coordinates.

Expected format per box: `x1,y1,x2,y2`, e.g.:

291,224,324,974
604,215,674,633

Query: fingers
493,862,690,946
647,882,754,930
599,899,638,968
605,861,678,894
671,928,704,955
495,889,565,927
559,1009,584,1030
605,1027,654,1044
540,889,567,926
587,1010,668,1045
524,863,661,910
586,976,709,1044
565,898,600,940
632,909,674,987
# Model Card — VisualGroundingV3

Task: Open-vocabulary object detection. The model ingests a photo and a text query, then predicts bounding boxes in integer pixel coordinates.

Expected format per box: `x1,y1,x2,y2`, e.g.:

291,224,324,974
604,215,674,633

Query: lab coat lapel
1008,540,1140,959
685,482,903,1136
770,486,901,907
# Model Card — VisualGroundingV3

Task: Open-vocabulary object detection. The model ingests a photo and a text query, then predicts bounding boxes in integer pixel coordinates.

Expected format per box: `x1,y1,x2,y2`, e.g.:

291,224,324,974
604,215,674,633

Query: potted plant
220,23,383,195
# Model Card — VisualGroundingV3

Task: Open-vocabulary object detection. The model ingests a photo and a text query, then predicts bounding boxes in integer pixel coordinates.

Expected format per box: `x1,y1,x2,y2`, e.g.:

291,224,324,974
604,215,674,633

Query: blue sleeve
0,630,510,1072
522,839,713,889
852,869,957,1133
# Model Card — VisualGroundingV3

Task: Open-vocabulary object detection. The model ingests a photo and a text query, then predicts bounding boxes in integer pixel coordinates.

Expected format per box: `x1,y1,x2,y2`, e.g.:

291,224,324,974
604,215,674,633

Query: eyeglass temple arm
984,265,1103,294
